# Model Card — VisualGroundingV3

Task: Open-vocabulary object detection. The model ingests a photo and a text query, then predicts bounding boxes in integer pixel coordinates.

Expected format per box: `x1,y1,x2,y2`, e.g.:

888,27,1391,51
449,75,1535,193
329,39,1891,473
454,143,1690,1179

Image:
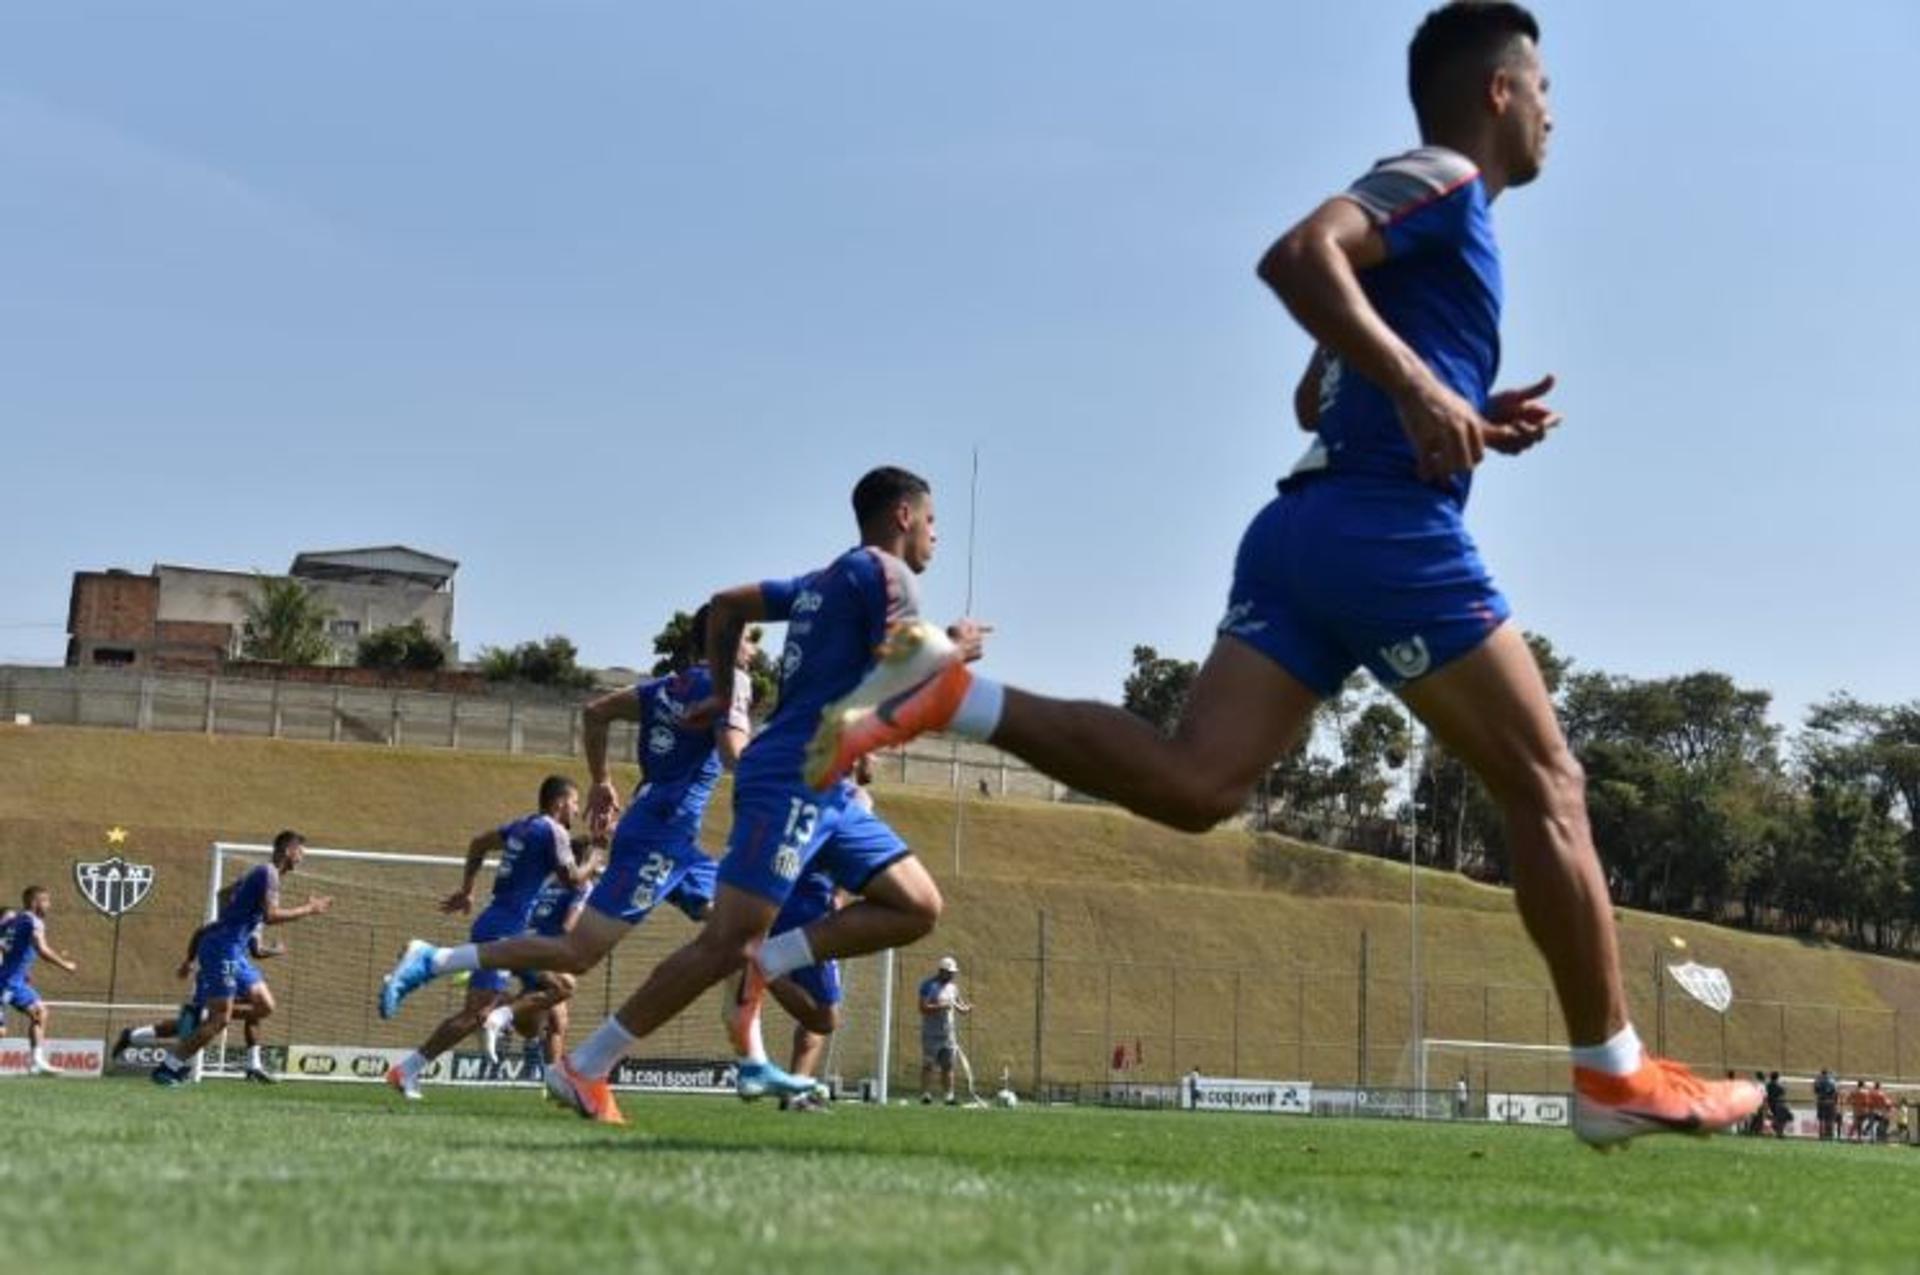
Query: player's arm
551,828,591,890
704,582,773,723
250,932,288,960
1258,198,1484,480
715,654,755,771
264,894,331,925
442,829,501,914
33,928,77,973
176,921,214,976
582,686,642,838
1294,346,1329,431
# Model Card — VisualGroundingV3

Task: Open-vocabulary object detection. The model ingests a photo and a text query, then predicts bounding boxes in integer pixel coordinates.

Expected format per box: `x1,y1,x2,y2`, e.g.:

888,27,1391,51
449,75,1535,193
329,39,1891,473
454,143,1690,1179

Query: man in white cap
918,955,970,1104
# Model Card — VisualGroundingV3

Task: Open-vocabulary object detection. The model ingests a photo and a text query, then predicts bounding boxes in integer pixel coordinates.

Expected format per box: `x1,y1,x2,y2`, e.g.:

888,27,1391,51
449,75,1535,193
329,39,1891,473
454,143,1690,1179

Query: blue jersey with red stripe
735,547,918,790
1285,146,1502,506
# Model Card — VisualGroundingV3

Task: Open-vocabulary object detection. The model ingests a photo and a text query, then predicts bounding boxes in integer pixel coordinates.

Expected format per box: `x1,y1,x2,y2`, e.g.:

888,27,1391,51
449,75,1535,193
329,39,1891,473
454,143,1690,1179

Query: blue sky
2,3,1915,730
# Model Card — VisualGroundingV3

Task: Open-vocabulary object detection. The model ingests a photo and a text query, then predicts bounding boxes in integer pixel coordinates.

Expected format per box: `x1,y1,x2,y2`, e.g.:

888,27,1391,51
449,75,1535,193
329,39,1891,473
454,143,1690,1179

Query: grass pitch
2,1080,1914,1274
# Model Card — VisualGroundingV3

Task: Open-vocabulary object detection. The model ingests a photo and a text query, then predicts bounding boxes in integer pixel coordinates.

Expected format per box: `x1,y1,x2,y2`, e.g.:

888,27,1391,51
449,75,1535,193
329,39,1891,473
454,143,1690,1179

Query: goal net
203,841,898,1092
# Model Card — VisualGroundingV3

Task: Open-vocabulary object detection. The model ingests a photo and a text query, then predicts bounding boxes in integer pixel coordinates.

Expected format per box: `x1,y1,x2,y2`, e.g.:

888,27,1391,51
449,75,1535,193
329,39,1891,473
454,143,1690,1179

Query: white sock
484,1005,514,1033
759,929,815,981
741,1005,773,1065
569,1017,636,1080
949,676,1005,740
163,1052,186,1070
431,945,481,974
247,1046,263,1070
129,1026,158,1044
1570,1024,1644,1077
399,1050,430,1082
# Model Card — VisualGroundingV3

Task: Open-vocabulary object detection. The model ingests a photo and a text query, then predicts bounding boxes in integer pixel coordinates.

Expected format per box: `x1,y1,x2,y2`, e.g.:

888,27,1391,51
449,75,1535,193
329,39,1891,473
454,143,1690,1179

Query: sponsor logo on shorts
773,846,802,882
1380,636,1432,681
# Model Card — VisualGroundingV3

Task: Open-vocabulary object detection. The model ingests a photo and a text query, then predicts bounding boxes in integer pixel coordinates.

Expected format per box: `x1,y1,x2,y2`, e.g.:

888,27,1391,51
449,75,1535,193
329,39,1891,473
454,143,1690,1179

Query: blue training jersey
490,813,576,915
0,912,42,980
633,664,752,835
1284,146,1502,507
735,546,919,789
206,863,280,951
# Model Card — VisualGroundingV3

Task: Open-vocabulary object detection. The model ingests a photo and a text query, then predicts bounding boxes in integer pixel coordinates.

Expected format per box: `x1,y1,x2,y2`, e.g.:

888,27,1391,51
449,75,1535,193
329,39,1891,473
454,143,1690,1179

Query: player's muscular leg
1397,622,1626,1047
611,886,778,1037
481,909,626,975
769,976,838,1037
800,857,941,961
991,637,1318,833
250,984,276,1021
420,988,504,1060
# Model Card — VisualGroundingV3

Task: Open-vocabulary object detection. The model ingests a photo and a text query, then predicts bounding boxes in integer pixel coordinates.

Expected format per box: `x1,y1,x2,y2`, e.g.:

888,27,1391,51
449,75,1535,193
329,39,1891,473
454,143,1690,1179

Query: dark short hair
538,775,577,810
1408,2,1539,138
852,466,931,529
271,829,304,858
22,885,46,907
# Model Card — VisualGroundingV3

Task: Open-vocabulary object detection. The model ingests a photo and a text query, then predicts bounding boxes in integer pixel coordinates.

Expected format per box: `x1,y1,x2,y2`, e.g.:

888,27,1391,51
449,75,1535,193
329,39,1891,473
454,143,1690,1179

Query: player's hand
1483,373,1562,456
947,619,992,663
307,894,334,916
586,779,623,841
438,889,473,916
1394,378,1486,482
176,961,194,979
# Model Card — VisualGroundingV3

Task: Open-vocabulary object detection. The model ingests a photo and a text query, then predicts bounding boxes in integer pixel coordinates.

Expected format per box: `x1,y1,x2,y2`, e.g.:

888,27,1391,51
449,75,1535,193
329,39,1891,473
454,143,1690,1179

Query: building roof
288,546,458,589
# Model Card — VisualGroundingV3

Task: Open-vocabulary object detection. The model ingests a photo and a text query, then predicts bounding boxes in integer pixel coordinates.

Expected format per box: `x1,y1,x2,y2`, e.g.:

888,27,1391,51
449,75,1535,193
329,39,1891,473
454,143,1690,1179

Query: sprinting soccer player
115,921,284,1083
806,4,1762,1148
152,831,331,1086
918,956,972,1105
1,887,79,1075
545,467,987,1123
478,870,597,1073
380,777,593,1100
381,617,754,1111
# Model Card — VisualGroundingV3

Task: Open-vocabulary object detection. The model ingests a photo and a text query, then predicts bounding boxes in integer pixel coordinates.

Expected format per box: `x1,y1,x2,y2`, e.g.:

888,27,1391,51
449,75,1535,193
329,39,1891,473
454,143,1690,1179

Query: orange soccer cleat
1572,1056,1763,1148
544,1058,626,1126
804,621,972,790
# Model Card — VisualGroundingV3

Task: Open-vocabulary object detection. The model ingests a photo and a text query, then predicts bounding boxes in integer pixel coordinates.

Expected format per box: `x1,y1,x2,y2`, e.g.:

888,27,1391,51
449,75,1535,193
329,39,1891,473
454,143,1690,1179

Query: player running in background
545,467,986,1122
380,614,753,1114
806,4,1760,1148
153,832,330,1086
115,921,284,1083
380,776,593,1101
478,870,597,1075
1,886,79,1075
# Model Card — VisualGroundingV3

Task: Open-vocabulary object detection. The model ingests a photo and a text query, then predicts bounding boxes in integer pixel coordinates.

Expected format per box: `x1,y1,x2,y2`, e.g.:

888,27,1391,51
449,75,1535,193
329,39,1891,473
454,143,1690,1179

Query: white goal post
205,840,898,1095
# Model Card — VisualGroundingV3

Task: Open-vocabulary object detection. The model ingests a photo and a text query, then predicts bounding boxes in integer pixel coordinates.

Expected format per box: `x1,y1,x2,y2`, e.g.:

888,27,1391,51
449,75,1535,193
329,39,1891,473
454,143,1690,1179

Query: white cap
937,956,959,974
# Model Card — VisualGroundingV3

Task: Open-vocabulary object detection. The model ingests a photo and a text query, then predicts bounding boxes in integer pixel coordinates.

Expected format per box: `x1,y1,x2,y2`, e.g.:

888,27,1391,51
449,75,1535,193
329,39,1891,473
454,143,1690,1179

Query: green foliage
648,609,779,714
355,620,447,672
1121,645,1198,735
475,634,596,690
239,574,334,665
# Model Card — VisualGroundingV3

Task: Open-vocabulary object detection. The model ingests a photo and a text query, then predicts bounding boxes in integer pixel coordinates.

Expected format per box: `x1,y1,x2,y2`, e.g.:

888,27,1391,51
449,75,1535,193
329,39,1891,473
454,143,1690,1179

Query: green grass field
2,1080,1914,1274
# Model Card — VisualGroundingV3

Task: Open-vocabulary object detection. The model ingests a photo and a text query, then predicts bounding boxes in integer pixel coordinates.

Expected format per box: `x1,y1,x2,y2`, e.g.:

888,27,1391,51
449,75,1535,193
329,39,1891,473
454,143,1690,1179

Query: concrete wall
0,665,1064,799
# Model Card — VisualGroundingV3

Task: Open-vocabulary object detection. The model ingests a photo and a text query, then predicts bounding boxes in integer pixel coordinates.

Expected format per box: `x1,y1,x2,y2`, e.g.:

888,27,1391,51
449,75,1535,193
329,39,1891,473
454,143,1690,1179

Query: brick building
66,546,457,672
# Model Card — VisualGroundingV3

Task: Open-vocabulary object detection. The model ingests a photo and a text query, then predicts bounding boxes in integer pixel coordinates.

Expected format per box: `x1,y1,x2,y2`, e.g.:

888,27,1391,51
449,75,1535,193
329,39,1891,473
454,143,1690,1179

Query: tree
356,620,448,672
647,610,780,715
476,635,596,690
239,575,334,665
1122,645,1198,736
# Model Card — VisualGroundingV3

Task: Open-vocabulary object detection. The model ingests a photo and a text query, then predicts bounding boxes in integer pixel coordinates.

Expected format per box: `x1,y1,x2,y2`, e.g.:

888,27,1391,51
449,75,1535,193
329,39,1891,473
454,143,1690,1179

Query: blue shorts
0,976,38,1012
772,871,842,1007
468,900,537,995
720,781,909,908
585,811,718,927
192,934,258,1006
1221,480,1510,697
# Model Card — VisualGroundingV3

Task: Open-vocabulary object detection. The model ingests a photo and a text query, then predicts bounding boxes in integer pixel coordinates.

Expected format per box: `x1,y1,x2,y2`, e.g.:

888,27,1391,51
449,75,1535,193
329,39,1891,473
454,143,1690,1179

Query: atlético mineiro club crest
73,857,156,918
